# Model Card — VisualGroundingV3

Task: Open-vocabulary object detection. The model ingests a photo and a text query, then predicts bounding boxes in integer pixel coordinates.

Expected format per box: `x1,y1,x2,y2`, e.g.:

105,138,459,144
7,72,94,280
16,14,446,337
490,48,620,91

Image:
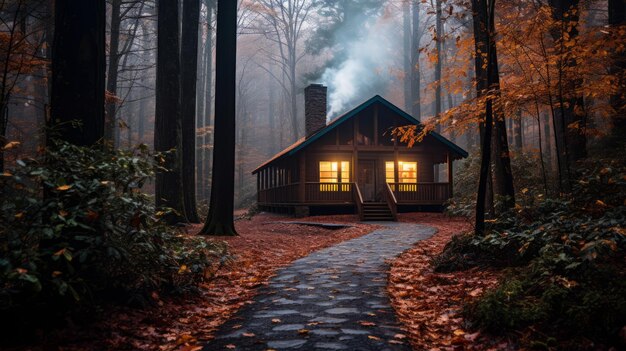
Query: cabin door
358,160,377,201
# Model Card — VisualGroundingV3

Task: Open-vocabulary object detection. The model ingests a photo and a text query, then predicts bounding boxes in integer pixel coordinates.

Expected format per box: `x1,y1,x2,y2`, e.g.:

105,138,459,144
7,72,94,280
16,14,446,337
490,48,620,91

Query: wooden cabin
252,84,468,221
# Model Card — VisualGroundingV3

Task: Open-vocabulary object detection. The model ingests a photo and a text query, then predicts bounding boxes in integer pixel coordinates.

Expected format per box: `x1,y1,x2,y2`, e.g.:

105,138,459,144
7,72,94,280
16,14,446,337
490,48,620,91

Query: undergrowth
0,141,228,343
436,146,626,349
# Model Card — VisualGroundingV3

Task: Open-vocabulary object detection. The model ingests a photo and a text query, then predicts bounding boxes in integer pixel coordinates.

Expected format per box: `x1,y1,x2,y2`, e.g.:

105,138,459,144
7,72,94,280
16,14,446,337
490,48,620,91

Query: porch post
447,152,453,197
299,152,306,203
256,173,260,202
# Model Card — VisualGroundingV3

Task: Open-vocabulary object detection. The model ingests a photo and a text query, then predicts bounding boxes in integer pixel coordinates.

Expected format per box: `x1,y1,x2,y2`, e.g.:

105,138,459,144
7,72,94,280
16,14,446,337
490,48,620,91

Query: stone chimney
305,84,327,138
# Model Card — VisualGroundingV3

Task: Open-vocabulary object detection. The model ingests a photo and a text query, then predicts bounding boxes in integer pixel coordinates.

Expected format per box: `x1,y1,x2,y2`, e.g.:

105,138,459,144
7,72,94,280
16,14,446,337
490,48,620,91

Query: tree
50,0,105,146
181,0,201,223
473,0,496,235
470,0,515,211
154,0,186,224
256,0,315,141
548,0,586,191
410,0,423,121
403,0,411,112
0,0,48,172
105,0,122,145
199,0,238,236
434,0,443,130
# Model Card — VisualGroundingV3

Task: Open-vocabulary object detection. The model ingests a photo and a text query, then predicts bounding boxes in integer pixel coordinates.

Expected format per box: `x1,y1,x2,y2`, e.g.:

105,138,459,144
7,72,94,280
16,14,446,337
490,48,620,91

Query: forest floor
25,212,509,351
46,213,378,351
389,213,511,350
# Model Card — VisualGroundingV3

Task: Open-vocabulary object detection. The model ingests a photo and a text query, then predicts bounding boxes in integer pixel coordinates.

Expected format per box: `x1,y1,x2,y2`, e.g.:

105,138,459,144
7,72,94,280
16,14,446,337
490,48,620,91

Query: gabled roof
252,95,468,174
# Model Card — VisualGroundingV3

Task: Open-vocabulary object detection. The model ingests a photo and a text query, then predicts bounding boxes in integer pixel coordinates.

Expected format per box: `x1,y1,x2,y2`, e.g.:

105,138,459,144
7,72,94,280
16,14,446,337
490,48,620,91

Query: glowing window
319,161,350,191
398,161,418,191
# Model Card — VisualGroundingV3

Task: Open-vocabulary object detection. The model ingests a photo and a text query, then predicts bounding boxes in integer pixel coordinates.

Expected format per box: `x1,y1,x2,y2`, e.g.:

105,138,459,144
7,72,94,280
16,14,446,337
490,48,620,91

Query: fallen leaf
368,335,381,340
359,321,376,327
56,184,72,191
271,318,281,324
242,332,255,337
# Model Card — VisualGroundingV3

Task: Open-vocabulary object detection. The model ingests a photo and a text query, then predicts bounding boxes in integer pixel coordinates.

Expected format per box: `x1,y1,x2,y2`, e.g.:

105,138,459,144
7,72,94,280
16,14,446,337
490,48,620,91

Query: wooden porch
258,181,451,220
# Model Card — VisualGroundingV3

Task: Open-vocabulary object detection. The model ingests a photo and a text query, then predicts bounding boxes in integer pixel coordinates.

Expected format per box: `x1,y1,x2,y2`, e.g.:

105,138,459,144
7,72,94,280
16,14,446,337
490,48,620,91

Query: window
319,161,338,183
399,161,417,183
399,161,417,191
386,161,418,191
319,161,350,191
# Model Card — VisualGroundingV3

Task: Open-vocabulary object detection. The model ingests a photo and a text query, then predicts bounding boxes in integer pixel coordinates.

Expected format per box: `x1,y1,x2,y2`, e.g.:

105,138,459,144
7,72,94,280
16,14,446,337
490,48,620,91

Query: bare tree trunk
155,0,186,224
203,0,215,202
200,0,238,236
50,0,105,146
105,0,121,146
549,0,586,191
403,0,411,112
474,0,496,235
513,109,523,149
434,0,442,129
268,62,277,154
411,0,422,120
181,0,201,223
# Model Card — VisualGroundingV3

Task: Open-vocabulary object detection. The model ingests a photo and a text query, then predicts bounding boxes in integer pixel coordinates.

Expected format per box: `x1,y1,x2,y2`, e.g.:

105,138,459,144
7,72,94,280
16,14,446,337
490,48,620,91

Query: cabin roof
252,95,468,174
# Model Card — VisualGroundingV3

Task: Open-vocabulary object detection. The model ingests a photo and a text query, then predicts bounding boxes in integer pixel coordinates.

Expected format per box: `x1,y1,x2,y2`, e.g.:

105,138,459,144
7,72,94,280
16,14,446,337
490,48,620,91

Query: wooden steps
361,202,395,221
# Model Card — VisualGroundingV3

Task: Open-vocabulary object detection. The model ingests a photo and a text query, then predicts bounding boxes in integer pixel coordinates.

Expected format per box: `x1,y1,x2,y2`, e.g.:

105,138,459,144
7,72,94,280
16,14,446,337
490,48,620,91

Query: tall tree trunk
155,0,186,224
609,0,626,135
549,0,586,190
181,0,201,223
50,0,105,146
403,0,411,112
474,0,496,235
199,0,238,236
513,109,523,150
290,57,299,141
268,62,277,154
434,0,442,130
411,0,422,120
105,0,121,146
203,0,215,203
472,0,515,208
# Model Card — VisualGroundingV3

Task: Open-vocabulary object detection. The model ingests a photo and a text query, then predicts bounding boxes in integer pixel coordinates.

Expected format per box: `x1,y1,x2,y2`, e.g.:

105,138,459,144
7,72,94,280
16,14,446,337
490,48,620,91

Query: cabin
252,84,468,221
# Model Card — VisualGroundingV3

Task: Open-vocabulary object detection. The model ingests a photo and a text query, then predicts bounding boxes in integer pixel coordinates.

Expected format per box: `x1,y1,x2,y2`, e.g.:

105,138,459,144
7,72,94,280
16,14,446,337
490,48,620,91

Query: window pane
398,162,417,190
385,161,395,184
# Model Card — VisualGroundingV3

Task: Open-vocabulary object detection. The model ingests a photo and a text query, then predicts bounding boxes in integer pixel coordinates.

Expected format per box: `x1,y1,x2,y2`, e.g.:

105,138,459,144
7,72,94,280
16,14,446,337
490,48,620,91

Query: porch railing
258,182,451,205
305,182,353,203
258,183,299,204
384,183,398,220
388,182,450,204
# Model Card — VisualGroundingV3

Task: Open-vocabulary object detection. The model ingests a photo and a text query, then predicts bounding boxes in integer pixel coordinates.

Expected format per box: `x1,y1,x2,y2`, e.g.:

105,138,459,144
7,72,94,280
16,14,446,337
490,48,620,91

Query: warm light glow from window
399,161,417,183
320,161,350,191
387,161,418,191
385,161,395,184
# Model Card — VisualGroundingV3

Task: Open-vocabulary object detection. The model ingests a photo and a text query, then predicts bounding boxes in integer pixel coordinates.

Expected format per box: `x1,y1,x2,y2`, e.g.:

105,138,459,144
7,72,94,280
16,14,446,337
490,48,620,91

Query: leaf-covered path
204,222,437,351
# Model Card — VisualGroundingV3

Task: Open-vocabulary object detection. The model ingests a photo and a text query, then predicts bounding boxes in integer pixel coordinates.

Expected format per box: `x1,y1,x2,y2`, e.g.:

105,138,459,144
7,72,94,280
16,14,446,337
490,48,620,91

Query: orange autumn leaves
389,214,507,350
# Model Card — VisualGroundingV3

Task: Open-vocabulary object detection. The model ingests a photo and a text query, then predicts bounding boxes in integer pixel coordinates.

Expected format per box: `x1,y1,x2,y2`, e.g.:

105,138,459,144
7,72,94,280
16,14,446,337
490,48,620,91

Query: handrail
384,183,398,221
353,182,365,221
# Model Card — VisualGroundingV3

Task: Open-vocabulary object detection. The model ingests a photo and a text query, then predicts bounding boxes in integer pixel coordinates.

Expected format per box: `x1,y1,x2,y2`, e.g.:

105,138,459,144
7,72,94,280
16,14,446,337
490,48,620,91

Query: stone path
204,222,437,351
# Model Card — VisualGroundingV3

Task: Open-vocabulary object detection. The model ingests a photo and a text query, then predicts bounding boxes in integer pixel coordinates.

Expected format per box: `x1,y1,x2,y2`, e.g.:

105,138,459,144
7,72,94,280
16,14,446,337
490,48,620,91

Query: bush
446,150,547,217
436,152,626,348
0,141,227,331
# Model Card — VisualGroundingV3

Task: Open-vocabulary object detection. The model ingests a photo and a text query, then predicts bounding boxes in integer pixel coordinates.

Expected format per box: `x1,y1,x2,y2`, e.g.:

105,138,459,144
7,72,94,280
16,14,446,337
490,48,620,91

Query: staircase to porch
361,202,395,221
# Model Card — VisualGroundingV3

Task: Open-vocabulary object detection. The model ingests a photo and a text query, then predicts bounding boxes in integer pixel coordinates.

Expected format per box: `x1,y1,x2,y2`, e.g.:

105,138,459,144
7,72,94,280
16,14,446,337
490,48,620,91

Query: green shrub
437,151,626,347
446,150,547,217
0,141,227,327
